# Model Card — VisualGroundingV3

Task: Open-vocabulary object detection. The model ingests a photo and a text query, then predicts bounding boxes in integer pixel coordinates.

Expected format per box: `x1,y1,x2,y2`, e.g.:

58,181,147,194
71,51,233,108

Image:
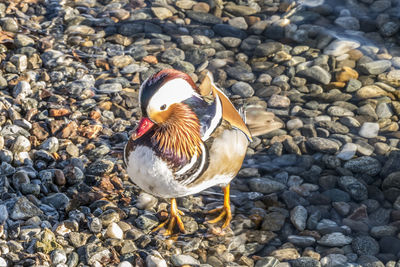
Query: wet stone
297,66,332,85
231,82,254,98
359,122,379,138
317,232,353,247
352,235,380,256
11,197,43,220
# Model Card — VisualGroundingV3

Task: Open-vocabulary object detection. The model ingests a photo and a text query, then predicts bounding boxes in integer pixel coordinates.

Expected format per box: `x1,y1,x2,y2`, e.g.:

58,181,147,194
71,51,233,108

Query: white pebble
136,192,158,210
118,261,133,267
146,251,168,267
106,222,123,239
359,122,379,138
336,143,357,160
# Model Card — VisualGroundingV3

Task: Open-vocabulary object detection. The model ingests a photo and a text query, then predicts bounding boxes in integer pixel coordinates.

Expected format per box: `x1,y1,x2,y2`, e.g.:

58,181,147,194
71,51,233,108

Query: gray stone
171,254,200,266
380,21,400,37
359,60,392,75
39,137,59,153
261,211,287,231
376,103,393,119
135,214,159,231
85,244,112,265
327,106,354,117
10,197,43,220
336,143,357,160
249,178,286,194
291,257,321,267
255,257,280,267
317,232,352,247
306,137,340,154
12,136,31,153
287,235,316,247
14,34,35,47
268,94,290,108
97,83,122,94
290,205,307,231
334,16,360,30
298,66,331,85
254,42,283,57
346,79,362,92
186,11,222,24
338,176,368,201
231,82,254,97
320,254,348,267
213,24,247,39
13,81,32,99
41,193,70,210
370,225,397,238
51,249,67,264
358,122,379,138
344,156,381,176
324,39,360,57
352,235,380,256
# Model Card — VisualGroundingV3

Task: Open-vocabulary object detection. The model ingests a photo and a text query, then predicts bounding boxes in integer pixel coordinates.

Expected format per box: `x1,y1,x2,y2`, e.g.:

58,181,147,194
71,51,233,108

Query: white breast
126,145,195,198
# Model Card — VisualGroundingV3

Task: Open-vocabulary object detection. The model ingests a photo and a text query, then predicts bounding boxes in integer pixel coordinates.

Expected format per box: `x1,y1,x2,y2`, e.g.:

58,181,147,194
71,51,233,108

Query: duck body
124,69,250,198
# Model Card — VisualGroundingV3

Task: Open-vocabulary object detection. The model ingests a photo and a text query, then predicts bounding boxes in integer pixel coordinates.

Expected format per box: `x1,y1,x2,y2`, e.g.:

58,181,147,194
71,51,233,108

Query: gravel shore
0,0,400,266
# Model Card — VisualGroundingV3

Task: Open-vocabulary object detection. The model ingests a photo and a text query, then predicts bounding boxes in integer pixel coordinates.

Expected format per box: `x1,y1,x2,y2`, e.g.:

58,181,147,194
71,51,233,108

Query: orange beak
132,117,154,140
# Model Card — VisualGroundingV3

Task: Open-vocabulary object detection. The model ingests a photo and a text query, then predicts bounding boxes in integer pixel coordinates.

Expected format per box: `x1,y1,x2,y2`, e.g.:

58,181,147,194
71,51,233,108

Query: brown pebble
142,55,158,64
50,108,70,117
90,110,101,120
60,121,78,138
336,66,358,82
192,2,210,12
31,122,49,140
54,169,66,186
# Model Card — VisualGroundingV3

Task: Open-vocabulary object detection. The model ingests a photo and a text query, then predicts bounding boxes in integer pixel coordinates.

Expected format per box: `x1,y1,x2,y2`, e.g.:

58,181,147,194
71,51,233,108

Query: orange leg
152,198,185,235
207,184,232,229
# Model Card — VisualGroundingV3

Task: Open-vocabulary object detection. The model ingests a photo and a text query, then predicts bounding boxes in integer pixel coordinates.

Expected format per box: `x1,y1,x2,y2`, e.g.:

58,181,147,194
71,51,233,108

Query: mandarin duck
124,69,282,235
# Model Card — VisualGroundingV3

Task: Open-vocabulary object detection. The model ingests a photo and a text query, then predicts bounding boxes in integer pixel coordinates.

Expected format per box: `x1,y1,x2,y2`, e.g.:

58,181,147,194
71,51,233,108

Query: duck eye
160,104,167,111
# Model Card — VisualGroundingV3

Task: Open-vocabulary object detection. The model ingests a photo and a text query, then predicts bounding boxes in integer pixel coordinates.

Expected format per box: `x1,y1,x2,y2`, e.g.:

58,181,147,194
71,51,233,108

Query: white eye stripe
147,78,199,114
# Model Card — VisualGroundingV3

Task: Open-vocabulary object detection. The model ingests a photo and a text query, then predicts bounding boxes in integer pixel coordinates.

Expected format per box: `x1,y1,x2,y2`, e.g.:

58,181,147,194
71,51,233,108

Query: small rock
336,143,357,160
151,7,173,20
11,197,43,220
352,235,380,256
146,251,168,267
171,254,200,266
231,82,254,97
268,94,290,108
359,60,392,75
106,222,123,239
317,232,352,247
306,137,340,154
290,205,308,231
249,178,286,194
51,249,67,264
344,156,381,176
298,66,332,85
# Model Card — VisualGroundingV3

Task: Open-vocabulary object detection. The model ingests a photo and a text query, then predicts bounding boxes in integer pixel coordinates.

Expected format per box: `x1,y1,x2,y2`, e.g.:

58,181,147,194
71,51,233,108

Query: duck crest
152,103,202,167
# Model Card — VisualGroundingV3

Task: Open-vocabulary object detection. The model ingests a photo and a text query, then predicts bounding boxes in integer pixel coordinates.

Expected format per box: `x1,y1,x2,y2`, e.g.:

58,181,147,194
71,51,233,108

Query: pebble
290,205,308,231
352,235,380,256
317,232,353,247
298,66,332,85
231,82,254,97
336,143,357,160
306,137,340,154
359,60,392,75
106,222,123,239
171,254,200,266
